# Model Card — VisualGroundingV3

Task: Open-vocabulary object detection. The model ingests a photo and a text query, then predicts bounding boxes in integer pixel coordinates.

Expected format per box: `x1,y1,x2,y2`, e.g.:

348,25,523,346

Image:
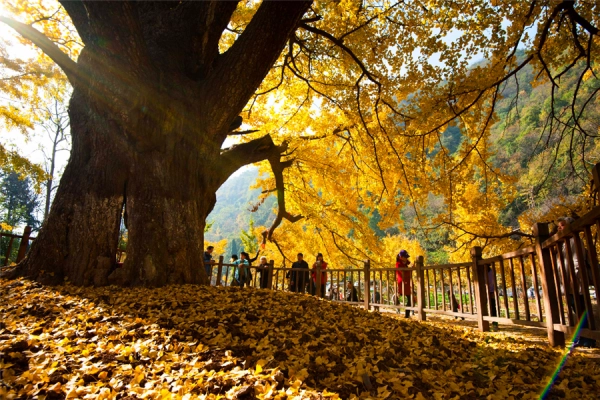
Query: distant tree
229,239,240,260
240,218,258,254
36,91,71,221
0,170,40,230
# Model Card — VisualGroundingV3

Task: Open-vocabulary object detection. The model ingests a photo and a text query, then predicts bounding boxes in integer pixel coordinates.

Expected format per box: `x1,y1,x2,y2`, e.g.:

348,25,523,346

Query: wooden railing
473,244,549,332
205,257,276,289
6,216,594,348
0,226,35,267
538,210,600,345
202,215,600,348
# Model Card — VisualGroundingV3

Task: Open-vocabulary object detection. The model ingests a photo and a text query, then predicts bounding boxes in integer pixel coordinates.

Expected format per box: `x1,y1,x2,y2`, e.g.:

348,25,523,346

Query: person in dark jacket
204,246,214,280
288,253,309,293
346,281,359,302
448,290,464,320
487,265,498,331
257,256,271,289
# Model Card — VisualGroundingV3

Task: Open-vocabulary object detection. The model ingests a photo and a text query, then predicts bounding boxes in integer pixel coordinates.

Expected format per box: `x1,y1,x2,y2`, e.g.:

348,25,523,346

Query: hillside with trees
205,168,276,243
395,49,600,263
204,167,276,257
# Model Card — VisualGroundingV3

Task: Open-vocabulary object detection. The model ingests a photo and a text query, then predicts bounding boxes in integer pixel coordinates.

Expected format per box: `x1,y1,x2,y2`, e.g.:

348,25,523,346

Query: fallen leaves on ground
0,278,599,399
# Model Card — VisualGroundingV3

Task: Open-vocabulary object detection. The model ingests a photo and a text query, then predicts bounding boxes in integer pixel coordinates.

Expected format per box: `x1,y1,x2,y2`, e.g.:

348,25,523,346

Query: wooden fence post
4,236,14,266
267,260,275,290
363,260,370,310
533,222,566,347
416,255,426,321
471,246,490,332
216,256,223,286
16,226,32,263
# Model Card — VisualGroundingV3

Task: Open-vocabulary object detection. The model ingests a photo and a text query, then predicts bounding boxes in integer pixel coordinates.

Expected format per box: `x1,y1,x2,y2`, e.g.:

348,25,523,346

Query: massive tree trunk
7,0,311,286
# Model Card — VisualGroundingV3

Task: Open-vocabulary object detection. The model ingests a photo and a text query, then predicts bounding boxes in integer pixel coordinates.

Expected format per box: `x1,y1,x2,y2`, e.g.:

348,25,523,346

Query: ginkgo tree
1,0,599,286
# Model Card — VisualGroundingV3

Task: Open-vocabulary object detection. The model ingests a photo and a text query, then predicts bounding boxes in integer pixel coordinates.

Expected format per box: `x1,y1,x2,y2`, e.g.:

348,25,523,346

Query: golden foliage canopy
238,0,600,262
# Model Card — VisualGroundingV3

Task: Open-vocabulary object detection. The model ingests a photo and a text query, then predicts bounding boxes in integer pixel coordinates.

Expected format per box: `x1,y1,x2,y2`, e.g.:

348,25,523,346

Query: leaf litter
1,278,599,399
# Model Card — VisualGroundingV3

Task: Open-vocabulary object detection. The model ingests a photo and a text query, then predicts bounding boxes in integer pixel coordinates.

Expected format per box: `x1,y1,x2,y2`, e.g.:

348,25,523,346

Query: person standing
232,254,250,287
395,250,415,318
346,281,359,302
487,265,499,331
230,254,239,286
240,252,252,287
245,250,260,286
257,256,271,289
204,246,215,282
311,253,328,298
288,253,309,293
448,290,464,320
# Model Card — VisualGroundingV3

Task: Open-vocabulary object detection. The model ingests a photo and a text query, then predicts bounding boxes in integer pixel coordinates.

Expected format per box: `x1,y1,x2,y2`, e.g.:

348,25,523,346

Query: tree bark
107,105,222,286
10,1,312,287
21,74,128,285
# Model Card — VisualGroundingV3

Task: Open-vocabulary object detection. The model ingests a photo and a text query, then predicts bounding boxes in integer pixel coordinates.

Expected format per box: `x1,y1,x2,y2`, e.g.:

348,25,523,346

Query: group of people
203,245,494,324
204,218,597,348
204,247,331,294
204,246,418,310
203,246,271,288
287,252,328,296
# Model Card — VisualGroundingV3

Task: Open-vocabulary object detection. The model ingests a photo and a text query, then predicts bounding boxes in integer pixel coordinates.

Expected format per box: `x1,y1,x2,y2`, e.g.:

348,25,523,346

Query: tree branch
183,1,239,80
299,22,380,85
207,1,311,134
266,155,303,240
219,135,284,179
0,16,80,84
271,237,293,264
444,220,534,240
228,129,260,136
218,134,303,240
58,0,93,43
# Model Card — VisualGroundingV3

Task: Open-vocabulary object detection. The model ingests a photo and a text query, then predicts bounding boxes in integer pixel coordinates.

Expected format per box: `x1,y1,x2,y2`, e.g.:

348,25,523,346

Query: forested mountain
399,50,600,262
489,52,598,227
205,168,276,243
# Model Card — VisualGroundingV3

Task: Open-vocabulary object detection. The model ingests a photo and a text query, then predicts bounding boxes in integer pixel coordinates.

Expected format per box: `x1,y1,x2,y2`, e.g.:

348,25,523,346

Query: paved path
419,313,600,358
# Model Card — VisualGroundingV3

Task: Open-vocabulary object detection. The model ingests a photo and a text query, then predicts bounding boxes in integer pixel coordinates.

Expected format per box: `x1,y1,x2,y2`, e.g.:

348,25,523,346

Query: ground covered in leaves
1,279,599,399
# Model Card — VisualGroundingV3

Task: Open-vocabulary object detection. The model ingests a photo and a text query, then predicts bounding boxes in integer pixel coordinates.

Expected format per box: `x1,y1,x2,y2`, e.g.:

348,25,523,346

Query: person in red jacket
311,253,328,298
396,250,415,318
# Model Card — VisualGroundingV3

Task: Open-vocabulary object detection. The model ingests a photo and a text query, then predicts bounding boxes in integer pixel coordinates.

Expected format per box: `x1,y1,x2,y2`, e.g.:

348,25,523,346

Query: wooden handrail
478,247,536,264
422,262,471,270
